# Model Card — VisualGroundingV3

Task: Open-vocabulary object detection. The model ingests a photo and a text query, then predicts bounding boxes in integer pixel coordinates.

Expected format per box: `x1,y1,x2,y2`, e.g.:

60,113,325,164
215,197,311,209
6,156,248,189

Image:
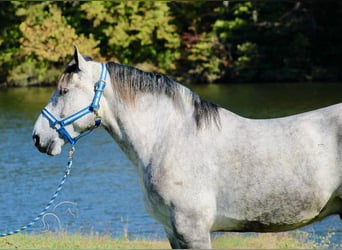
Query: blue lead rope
0,147,75,237
1,63,107,237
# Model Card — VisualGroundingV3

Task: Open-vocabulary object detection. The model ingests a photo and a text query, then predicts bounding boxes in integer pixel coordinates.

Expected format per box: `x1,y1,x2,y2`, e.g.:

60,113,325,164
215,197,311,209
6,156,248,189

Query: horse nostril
33,134,40,146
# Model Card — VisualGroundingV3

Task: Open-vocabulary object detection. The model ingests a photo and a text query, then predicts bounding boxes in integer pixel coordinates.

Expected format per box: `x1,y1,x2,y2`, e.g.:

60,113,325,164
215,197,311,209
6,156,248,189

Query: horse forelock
106,62,221,129
58,56,93,93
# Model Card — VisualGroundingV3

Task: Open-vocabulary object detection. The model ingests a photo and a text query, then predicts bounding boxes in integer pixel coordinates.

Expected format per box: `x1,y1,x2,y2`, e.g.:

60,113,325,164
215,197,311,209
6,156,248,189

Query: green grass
212,232,312,249
0,232,169,249
0,231,335,249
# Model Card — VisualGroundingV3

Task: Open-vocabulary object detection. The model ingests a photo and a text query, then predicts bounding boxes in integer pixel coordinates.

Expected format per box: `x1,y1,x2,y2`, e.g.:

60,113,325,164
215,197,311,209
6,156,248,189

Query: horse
32,47,342,249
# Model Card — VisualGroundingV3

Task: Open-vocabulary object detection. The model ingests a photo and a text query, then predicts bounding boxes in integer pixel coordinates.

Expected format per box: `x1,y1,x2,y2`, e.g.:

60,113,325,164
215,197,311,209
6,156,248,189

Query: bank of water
1,83,342,245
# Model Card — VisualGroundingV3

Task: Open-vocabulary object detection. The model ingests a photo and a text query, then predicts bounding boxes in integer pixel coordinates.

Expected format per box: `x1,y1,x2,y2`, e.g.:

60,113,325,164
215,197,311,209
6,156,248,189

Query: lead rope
0,146,75,237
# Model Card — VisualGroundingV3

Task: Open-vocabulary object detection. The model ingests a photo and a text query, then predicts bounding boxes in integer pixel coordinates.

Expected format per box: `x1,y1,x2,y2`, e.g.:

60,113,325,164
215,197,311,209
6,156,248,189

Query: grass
0,231,328,249
0,232,169,249
212,232,313,249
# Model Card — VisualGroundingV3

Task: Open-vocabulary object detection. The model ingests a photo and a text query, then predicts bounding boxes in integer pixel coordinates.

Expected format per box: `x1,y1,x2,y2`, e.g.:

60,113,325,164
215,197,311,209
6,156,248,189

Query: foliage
7,2,100,86
212,1,342,82
80,2,180,74
0,1,341,87
186,32,228,83
18,3,100,62
0,2,21,86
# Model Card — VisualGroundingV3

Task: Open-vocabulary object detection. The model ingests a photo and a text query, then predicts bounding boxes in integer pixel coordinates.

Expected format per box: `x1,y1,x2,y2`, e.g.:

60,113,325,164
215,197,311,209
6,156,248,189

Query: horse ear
73,46,87,71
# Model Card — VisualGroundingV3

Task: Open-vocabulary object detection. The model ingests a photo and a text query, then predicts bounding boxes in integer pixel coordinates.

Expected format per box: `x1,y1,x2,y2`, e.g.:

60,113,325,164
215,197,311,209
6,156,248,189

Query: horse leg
168,209,212,249
164,227,182,249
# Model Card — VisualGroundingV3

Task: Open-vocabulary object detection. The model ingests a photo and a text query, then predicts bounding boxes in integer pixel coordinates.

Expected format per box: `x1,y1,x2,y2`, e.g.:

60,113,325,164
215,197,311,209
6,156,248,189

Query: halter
41,63,108,145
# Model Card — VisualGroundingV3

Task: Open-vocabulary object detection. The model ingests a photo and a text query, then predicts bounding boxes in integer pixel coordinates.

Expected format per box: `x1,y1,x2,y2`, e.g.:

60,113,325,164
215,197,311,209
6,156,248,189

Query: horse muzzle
32,128,64,156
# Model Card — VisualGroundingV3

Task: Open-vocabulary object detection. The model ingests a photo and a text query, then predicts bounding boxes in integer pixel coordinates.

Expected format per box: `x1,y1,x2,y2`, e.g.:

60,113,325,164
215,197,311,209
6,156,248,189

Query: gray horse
33,47,342,248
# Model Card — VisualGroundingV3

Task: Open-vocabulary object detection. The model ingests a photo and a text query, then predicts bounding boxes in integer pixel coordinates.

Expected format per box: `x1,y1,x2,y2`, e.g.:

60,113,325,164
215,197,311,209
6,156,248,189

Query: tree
0,2,21,86
170,2,229,83
81,1,181,74
0,1,341,86
7,2,100,86
213,0,342,82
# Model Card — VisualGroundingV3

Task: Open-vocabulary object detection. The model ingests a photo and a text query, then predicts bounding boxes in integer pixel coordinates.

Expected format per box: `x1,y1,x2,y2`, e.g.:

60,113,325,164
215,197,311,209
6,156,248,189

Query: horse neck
103,92,192,167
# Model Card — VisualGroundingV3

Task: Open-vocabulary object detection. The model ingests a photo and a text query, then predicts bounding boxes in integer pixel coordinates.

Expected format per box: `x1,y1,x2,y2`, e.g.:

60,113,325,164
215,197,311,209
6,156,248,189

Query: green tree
213,1,261,82
0,2,21,86
213,1,342,82
0,0,341,86
7,2,100,86
169,2,229,84
81,1,180,74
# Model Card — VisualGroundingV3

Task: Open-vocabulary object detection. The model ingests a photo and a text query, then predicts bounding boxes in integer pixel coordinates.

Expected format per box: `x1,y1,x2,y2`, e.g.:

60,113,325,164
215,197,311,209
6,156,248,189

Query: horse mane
106,62,220,129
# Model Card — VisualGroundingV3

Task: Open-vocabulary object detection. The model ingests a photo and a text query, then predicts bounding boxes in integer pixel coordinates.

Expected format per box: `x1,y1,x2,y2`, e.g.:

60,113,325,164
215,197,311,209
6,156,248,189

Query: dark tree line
0,1,341,87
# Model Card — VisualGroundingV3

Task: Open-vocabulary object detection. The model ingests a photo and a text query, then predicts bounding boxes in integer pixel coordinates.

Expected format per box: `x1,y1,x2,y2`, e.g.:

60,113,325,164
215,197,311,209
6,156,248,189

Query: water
1,83,342,244
0,88,162,239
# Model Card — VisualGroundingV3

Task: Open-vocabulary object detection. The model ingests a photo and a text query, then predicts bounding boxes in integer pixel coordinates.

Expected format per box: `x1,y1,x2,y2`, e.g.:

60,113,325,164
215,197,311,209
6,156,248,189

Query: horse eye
59,88,69,95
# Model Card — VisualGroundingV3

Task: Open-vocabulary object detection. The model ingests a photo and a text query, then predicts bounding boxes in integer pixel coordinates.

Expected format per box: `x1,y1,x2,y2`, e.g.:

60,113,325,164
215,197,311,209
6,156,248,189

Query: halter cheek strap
41,63,108,145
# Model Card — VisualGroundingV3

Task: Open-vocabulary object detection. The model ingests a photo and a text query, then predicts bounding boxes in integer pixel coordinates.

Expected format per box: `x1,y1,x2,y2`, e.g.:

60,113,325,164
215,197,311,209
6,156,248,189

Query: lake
1,83,342,244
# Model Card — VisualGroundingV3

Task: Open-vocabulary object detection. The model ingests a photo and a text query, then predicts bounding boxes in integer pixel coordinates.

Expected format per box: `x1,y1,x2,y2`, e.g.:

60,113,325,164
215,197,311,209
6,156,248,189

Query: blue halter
41,63,108,145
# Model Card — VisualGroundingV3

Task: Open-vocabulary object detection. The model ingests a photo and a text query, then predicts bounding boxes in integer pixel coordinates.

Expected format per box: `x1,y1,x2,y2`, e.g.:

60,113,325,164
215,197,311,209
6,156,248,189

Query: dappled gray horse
33,47,342,249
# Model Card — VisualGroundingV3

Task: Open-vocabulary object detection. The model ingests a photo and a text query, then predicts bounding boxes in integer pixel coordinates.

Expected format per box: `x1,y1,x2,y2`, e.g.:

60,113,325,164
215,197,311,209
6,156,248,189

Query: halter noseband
41,63,108,145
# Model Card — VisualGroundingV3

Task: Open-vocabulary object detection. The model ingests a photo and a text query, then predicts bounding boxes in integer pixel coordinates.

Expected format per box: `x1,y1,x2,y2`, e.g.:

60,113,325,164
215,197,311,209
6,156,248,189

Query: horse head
32,47,109,155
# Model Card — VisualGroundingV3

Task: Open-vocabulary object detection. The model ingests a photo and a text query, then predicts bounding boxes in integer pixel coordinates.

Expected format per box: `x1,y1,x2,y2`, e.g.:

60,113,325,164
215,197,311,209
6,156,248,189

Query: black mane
106,62,220,129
